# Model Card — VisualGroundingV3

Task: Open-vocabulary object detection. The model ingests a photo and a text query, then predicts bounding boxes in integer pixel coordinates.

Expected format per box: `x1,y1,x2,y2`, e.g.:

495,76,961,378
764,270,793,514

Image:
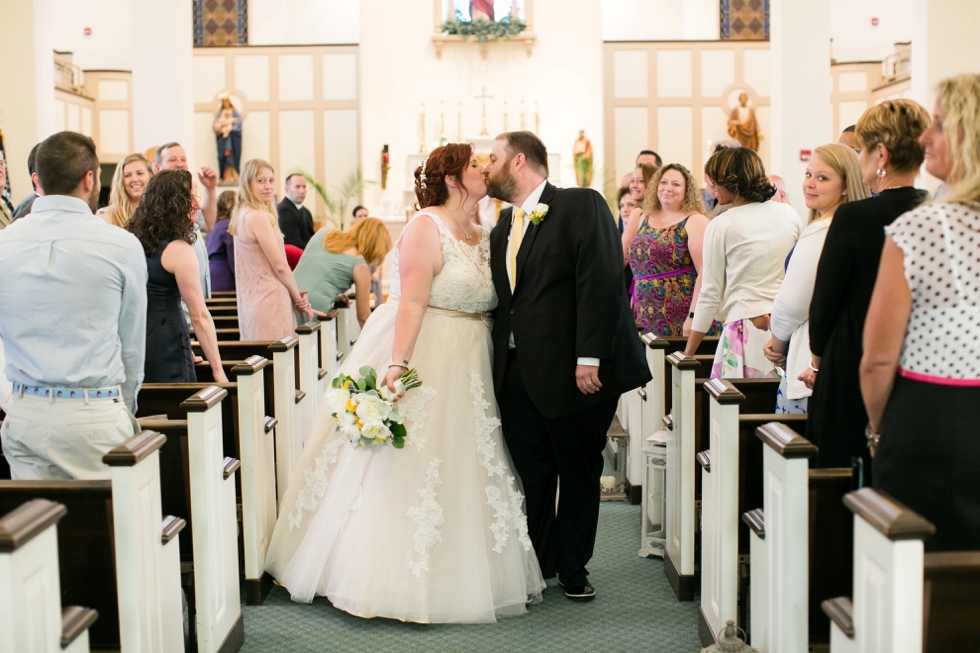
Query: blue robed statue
213,92,242,183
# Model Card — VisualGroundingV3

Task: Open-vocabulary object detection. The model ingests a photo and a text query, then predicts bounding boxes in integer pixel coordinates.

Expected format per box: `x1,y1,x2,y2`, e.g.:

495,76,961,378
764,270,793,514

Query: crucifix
475,87,494,136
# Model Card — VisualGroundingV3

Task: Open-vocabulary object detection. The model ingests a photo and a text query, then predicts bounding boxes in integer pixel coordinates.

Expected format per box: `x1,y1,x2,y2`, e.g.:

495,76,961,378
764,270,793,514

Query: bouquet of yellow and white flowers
326,365,423,450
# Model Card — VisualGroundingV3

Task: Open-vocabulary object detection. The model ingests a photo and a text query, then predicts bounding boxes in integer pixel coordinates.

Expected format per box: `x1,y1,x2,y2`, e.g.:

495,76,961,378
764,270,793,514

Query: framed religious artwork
432,0,536,59
720,0,769,40
193,0,248,47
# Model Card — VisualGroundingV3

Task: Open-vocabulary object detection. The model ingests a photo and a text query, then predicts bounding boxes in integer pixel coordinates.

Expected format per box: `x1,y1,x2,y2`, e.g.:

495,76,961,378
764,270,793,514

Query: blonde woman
861,74,980,551
622,164,710,335
229,159,317,340
293,218,392,327
98,153,152,228
763,144,869,414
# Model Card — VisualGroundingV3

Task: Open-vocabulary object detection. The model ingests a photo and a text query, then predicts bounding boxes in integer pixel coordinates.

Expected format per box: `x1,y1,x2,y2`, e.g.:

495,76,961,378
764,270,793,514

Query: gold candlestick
475,87,494,137
419,103,427,154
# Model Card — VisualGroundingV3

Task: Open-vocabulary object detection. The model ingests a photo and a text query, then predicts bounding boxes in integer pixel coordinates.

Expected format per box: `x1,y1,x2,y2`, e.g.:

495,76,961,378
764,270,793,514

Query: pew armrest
61,606,99,649
742,508,764,540
318,368,328,380
223,457,241,480
231,355,270,376
295,321,322,335
295,390,307,404
0,499,67,552
318,309,340,321
264,416,278,434
662,414,673,430
161,515,186,545
821,597,854,639
636,387,647,401
696,450,711,472
639,332,669,349
336,351,345,362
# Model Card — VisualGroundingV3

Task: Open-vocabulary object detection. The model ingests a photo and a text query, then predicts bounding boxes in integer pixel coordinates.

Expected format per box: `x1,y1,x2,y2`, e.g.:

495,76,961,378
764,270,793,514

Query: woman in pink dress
230,158,316,341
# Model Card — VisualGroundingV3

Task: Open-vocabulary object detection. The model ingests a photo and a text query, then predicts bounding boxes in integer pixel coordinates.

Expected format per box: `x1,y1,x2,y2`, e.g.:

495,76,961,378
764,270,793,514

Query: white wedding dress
265,211,546,623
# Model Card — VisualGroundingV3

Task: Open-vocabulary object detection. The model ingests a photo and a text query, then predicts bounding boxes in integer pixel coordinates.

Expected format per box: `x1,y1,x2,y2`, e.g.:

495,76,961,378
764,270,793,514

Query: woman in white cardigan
684,147,803,377
764,144,869,412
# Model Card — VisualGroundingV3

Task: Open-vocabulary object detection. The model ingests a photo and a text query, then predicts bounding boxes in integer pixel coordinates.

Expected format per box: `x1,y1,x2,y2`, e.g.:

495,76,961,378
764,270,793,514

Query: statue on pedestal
573,129,593,187
727,93,762,152
213,93,242,183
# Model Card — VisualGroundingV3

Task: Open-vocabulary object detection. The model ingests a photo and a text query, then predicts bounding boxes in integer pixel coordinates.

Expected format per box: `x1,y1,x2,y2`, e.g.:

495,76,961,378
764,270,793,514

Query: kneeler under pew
138,356,277,607
134,387,244,653
0,431,185,652
1,499,100,653
740,423,853,652
822,488,980,653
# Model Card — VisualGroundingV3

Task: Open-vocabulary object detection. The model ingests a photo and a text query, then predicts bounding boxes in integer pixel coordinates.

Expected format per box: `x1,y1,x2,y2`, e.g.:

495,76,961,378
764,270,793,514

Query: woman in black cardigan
806,99,931,479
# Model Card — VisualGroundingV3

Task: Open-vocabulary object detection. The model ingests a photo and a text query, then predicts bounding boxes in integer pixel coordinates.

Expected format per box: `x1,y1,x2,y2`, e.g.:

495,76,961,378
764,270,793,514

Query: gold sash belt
387,298,488,323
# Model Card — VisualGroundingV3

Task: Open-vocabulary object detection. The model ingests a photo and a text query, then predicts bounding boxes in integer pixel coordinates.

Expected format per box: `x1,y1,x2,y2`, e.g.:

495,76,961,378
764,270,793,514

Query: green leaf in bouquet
392,436,405,449
389,421,406,438
331,376,344,389
357,377,367,391
359,365,375,379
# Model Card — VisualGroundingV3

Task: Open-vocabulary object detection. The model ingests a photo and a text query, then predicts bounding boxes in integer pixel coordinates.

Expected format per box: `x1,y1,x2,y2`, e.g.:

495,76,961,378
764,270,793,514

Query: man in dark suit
485,132,651,602
277,173,315,248
12,144,41,221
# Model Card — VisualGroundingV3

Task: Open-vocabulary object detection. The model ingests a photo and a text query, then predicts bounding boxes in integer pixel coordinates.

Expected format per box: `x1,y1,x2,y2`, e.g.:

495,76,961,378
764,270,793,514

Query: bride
265,143,546,623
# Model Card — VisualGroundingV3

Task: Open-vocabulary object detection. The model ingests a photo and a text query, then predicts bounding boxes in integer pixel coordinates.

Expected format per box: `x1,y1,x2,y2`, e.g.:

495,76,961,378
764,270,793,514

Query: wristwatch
688,312,695,319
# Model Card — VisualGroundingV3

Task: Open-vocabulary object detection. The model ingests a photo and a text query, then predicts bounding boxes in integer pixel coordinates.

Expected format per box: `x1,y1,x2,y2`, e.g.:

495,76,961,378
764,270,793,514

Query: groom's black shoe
558,569,595,602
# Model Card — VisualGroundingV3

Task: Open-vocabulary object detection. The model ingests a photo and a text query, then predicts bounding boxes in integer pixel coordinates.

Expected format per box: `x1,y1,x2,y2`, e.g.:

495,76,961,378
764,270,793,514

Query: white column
770,0,832,224
0,0,55,200
911,0,980,111
130,0,195,162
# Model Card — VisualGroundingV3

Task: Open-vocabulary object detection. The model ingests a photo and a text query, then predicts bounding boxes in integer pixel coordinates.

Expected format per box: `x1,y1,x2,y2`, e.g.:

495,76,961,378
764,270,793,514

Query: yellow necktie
508,208,526,292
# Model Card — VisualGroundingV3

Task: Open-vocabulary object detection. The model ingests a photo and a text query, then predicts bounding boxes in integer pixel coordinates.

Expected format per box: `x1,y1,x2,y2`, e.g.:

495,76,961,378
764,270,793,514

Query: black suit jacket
277,198,315,249
490,183,651,419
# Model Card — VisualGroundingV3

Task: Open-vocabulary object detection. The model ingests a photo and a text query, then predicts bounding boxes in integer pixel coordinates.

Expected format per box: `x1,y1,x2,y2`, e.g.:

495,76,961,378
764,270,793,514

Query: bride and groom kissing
264,131,651,623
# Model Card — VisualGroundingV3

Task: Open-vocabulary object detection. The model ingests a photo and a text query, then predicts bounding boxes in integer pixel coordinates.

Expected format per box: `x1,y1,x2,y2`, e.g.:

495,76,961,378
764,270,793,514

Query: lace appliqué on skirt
408,457,444,577
468,370,534,554
402,386,438,452
287,436,346,530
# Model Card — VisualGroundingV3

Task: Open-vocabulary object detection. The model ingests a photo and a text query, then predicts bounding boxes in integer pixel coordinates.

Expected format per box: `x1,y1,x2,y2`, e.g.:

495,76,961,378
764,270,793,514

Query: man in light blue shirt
0,131,147,480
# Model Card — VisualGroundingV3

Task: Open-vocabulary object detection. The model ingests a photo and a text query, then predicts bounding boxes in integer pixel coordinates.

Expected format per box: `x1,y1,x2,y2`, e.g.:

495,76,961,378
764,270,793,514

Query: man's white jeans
0,391,139,480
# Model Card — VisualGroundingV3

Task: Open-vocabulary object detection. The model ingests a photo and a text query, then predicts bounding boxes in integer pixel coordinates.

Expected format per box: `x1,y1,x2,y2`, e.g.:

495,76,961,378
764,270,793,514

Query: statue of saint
727,93,762,152
213,93,243,183
469,0,495,21
573,129,594,188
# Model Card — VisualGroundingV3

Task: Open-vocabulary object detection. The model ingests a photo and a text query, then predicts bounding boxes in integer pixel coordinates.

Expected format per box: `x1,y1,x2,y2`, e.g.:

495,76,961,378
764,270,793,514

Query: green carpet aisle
239,502,702,652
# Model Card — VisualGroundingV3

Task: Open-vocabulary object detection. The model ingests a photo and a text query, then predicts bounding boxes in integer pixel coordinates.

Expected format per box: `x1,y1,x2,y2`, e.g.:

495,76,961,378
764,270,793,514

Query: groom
485,132,651,601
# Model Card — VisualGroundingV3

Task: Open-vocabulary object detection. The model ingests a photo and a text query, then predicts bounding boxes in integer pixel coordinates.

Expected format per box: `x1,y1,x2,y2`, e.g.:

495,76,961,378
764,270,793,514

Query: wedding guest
0,132,146,479
12,144,40,220
0,153,12,229
230,158,317,340
98,153,153,228
838,124,859,151
708,140,741,216
861,74,980,551
807,99,930,475
623,164,710,336
625,163,657,217
154,142,215,298
207,190,237,292
767,174,791,205
351,205,369,222
294,217,392,326
277,173,315,248
684,147,801,377
620,151,662,188
763,144,869,414
617,187,636,233
127,170,227,383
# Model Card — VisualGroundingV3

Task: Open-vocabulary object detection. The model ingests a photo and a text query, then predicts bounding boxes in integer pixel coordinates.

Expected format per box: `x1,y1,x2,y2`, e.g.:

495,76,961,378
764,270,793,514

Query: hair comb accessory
420,159,428,189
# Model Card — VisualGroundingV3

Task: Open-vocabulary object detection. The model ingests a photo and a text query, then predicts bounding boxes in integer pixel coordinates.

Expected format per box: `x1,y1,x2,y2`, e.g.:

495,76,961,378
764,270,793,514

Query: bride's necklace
446,207,473,241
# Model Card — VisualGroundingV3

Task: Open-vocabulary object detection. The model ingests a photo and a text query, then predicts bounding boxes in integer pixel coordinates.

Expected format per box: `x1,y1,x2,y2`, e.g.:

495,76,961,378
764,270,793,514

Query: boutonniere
529,203,549,226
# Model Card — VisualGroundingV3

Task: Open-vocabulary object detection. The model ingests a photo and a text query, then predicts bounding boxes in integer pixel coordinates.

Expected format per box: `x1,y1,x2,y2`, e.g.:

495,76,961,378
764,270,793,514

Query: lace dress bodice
388,211,497,314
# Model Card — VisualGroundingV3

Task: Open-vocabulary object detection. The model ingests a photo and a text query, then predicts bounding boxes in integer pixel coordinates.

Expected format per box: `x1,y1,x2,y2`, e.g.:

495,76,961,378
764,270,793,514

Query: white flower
533,203,549,215
361,420,391,442
326,388,350,414
356,395,393,422
389,404,405,423
342,423,362,443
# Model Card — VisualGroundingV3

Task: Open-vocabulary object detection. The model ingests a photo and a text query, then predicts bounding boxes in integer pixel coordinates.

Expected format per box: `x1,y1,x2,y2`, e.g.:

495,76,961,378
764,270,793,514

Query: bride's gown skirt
265,300,546,623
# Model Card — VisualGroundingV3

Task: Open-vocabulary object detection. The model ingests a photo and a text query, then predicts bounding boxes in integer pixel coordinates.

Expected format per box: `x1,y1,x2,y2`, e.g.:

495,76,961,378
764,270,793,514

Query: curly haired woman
127,169,227,383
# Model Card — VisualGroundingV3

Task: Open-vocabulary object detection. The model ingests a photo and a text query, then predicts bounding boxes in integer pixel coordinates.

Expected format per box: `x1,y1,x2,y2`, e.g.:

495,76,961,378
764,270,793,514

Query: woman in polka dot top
860,73,980,552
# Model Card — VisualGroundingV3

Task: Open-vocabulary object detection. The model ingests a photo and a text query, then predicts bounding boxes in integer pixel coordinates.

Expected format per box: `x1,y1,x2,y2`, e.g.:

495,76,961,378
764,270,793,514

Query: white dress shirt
506,180,599,367
0,196,148,412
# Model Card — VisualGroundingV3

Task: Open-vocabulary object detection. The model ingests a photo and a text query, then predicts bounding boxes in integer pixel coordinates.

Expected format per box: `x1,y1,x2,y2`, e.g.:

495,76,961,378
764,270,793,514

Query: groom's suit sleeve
573,191,624,361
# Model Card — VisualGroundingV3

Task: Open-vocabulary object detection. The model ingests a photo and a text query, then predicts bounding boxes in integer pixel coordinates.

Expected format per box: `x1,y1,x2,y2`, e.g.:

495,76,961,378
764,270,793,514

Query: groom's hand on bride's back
575,364,602,395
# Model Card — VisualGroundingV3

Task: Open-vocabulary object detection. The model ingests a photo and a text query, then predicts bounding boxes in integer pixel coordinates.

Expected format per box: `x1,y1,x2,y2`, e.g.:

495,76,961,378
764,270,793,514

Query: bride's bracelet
389,362,409,372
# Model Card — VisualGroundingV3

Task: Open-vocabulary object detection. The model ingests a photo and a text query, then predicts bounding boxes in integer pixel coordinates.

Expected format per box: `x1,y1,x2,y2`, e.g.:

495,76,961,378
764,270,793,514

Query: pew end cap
696,450,711,472
0,498,68,552
821,597,854,639
640,333,669,350
60,606,99,650
703,378,745,404
103,430,167,467
161,515,186,545
742,508,765,540
180,385,229,412
296,321,322,335
666,351,700,370
318,309,340,322
843,487,936,541
231,355,270,376
756,422,818,458
268,336,299,352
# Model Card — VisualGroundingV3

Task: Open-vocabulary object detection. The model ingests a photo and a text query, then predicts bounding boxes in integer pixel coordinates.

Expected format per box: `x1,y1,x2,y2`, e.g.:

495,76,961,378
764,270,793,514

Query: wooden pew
317,310,340,401
0,431,185,652
193,337,301,501
212,316,238,330
139,388,244,653
294,321,322,440
0,408,9,480
0,499,99,653
823,489,980,653
741,423,852,652
210,290,236,298
138,355,277,606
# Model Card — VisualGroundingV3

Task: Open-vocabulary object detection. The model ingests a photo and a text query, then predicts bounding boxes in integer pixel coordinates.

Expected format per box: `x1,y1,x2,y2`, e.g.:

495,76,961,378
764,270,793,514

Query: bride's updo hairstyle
414,143,474,209
703,146,776,204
